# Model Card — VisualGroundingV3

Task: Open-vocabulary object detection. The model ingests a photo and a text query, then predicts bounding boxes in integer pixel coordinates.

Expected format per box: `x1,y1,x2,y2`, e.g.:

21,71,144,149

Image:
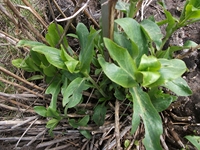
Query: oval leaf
32,46,67,70
98,55,137,88
163,77,192,96
34,106,47,117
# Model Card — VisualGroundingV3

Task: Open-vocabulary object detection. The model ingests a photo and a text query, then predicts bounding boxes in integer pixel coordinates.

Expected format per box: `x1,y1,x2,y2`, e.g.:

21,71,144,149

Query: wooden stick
115,100,121,150
0,66,45,92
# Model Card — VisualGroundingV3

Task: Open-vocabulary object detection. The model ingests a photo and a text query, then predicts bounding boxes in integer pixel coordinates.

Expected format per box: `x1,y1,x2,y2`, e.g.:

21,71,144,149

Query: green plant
185,135,200,150
12,0,200,149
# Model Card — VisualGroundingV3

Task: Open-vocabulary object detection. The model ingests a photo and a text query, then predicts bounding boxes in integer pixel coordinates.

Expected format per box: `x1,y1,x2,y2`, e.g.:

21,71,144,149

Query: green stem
88,76,107,98
159,26,177,50
83,72,107,98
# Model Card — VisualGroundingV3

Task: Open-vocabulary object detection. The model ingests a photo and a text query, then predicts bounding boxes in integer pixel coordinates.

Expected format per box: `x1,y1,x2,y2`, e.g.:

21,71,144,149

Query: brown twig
15,116,38,148
0,77,45,99
0,66,45,92
4,0,47,44
176,44,200,59
21,0,48,29
115,100,121,150
36,135,80,149
0,30,19,45
0,103,34,113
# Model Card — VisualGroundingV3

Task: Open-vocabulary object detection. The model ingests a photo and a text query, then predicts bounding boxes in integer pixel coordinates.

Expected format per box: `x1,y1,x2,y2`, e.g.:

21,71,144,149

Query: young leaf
163,77,192,96
12,58,36,72
104,38,137,75
61,46,79,73
62,77,89,108
76,23,89,52
80,130,91,139
137,55,161,86
184,0,200,21
129,86,163,150
45,77,62,110
46,118,60,136
140,19,163,50
77,24,100,74
45,23,68,47
115,18,148,66
92,104,107,126
32,46,67,70
98,55,137,88
185,135,200,150
69,115,90,128
138,54,161,71
46,107,61,120
149,58,187,87
34,106,47,117
137,71,160,87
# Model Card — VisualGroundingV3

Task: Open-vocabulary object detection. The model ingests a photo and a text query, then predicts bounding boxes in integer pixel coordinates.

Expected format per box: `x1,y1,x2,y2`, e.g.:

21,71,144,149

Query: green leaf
30,50,49,66
184,0,200,21
80,130,91,139
114,32,139,59
138,71,161,87
116,0,130,15
45,77,62,110
34,106,47,117
69,115,90,128
42,64,57,77
140,19,163,49
92,104,107,126
98,55,137,88
159,59,187,81
129,86,163,150
138,54,161,71
137,55,161,86
115,18,148,66
185,135,200,149
32,46,67,70
164,9,176,33
61,46,79,73
148,88,176,112
12,58,35,72
46,118,60,136
163,77,192,96
16,40,45,48
104,38,137,74
149,58,187,87
46,107,61,120
45,23,68,47
77,23,100,73
76,23,89,52
27,75,44,81
62,77,89,108
184,40,198,47
25,57,41,72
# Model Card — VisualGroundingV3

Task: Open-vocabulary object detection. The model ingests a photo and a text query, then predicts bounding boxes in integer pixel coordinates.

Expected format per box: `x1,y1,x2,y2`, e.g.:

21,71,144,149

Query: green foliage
13,0,200,149
92,103,107,126
185,135,200,149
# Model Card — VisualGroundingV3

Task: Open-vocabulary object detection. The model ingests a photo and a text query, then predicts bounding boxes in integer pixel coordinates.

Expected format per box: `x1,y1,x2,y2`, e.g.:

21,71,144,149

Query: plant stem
86,74,107,98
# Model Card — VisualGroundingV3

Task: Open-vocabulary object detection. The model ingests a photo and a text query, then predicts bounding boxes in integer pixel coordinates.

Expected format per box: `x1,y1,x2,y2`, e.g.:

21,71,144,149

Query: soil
1,0,200,149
